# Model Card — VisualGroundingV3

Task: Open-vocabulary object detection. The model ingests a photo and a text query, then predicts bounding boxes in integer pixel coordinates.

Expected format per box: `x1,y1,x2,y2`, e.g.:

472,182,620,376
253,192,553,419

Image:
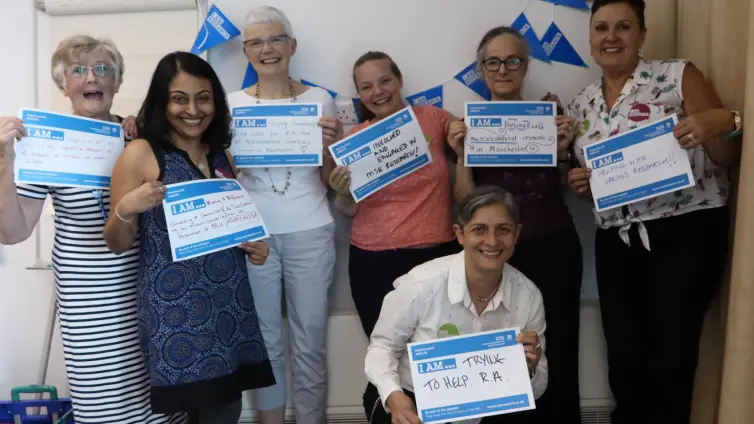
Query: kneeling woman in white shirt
365,186,548,424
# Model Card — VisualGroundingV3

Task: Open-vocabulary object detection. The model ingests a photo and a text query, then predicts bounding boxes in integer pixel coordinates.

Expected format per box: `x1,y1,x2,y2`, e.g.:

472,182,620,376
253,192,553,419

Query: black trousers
348,241,462,420
363,384,539,424
508,228,583,424
595,207,729,424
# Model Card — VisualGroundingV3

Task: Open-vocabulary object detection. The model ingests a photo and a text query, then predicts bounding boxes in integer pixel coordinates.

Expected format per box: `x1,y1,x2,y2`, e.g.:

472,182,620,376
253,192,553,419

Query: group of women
0,0,741,423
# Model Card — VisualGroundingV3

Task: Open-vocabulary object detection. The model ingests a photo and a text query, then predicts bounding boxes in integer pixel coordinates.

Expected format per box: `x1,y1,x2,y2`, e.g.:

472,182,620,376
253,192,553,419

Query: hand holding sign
328,166,352,196
118,181,166,220
318,116,343,148
447,120,467,158
515,331,542,373
673,109,735,149
0,116,25,153
568,167,593,199
386,392,422,424
238,240,269,265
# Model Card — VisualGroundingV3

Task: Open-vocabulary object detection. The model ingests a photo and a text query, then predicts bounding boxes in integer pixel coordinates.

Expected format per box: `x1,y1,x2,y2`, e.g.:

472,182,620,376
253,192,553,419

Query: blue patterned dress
137,143,274,413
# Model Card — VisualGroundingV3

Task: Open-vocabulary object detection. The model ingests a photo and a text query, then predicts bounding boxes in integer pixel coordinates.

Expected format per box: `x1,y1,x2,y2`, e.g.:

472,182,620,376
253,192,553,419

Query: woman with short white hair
0,35,183,423
227,5,342,424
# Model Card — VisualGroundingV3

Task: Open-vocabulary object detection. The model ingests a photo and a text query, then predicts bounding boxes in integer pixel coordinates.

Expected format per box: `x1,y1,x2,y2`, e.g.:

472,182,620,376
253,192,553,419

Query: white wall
0,0,612,421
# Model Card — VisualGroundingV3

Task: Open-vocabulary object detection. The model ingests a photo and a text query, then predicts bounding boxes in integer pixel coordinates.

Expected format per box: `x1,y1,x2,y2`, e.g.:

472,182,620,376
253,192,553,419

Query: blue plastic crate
0,386,74,424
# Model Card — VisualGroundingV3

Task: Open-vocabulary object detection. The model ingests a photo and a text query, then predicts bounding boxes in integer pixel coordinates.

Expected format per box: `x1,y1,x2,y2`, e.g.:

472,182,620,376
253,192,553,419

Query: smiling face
480,34,528,100
166,70,215,143
589,2,646,75
243,21,295,77
63,49,117,119
354,58,404,121
454,203,521,276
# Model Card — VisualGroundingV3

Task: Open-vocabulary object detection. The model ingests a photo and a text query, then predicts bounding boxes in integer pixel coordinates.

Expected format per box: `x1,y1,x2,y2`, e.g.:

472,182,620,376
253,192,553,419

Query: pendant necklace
256,78,295,195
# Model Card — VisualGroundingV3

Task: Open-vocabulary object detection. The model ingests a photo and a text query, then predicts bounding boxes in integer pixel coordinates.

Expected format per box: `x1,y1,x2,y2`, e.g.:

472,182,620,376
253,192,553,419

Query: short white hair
50,34,125,91
243,6,294,40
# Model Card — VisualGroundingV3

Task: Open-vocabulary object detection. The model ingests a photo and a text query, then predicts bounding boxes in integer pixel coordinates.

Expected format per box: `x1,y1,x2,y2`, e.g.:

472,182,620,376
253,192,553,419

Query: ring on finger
687,133,696,141
159,186,165,194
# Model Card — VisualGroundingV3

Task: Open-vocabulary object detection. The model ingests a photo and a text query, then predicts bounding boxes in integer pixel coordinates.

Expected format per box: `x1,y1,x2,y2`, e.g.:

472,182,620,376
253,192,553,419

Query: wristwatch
723,110,743,139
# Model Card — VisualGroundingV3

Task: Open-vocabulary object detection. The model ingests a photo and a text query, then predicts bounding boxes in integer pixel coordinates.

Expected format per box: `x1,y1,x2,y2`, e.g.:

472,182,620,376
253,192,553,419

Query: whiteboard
205,0,601,307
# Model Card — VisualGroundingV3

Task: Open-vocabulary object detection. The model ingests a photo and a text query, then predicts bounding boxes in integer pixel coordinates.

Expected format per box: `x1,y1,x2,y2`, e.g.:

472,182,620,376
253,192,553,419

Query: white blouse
566,59,729,250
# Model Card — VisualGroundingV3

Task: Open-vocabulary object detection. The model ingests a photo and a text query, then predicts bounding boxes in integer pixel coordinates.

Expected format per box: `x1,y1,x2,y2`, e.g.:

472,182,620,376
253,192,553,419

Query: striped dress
17,180,186,422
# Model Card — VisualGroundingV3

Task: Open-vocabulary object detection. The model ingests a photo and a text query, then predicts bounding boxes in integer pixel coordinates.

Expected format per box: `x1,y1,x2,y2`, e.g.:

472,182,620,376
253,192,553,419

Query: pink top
349,105,455,251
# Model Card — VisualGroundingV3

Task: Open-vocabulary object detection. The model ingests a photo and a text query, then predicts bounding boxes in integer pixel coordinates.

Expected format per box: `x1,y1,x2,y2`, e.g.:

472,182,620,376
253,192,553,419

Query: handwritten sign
409,328,535,423
230,103,323,167
328,107,431,202
583,114,695,212
464,101,557,167
163,179,268,262
14,108,124,188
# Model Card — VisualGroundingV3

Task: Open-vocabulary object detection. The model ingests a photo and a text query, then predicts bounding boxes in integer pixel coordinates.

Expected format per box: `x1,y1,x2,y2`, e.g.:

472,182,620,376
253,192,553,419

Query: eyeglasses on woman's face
243,34,291,51
482,57,525,73
67,63,115,78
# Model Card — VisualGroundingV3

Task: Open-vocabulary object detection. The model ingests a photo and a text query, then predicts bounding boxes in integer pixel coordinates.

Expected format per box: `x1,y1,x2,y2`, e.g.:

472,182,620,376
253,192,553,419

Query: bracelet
115,203,134,223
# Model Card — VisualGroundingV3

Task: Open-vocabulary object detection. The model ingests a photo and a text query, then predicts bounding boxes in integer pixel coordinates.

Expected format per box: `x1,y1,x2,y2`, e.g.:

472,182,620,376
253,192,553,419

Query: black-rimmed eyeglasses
482,57,525,73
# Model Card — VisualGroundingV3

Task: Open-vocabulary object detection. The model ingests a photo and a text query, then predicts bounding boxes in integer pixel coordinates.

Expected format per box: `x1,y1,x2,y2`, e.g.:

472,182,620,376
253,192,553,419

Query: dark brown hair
591,0,646,29
351,51,403,123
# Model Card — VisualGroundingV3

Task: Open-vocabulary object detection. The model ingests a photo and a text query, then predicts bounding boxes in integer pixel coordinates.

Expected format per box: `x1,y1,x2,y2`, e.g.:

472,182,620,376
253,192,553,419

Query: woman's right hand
447,120,467,157
386,391,422,424
0,117,25,154
117,181,166,219
568,167,593,198
329,166,351,196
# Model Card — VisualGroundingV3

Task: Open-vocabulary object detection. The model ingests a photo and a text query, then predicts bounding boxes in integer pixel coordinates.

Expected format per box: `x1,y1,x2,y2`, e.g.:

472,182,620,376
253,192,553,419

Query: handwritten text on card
231,104,323,167
328,107,431,202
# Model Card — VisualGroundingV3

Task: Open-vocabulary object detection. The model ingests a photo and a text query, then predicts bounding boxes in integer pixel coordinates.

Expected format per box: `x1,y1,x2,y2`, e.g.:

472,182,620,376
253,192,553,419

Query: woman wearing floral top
566,1,741,423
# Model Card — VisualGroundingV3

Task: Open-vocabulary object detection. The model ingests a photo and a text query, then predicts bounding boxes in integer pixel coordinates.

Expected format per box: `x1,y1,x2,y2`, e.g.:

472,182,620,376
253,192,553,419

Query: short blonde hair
50,34,125,91
243,6,294,40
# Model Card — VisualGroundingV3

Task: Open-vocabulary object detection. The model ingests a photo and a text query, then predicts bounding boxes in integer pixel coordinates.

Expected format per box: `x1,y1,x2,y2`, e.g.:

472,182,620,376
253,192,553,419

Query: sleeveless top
137,142,274,413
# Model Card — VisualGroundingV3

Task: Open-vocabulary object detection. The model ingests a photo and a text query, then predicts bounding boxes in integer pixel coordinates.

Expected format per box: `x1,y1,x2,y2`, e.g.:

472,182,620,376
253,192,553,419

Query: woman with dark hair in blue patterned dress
103,51,275,424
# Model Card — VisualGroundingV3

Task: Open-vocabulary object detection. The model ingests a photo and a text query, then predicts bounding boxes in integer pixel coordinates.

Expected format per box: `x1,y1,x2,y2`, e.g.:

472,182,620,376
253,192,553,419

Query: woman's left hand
239,241,270,265
516,331,542,373
556,115,576,154
121,115,138,139
674,109,734,150
319,116,344,148
541,92,562,109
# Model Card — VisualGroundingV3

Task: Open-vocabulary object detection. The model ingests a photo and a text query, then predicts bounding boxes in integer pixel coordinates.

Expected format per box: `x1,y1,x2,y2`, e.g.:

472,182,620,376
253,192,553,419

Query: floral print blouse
566,59,729,250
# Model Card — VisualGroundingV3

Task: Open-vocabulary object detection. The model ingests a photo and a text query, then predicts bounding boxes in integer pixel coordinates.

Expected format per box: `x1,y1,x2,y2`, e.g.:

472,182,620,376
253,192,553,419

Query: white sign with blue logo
328,107,431,202
409,328,535,423
230,103,323,167
583,114,695,212
14,108,124,189
163,179,268,262
464,101,558,167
